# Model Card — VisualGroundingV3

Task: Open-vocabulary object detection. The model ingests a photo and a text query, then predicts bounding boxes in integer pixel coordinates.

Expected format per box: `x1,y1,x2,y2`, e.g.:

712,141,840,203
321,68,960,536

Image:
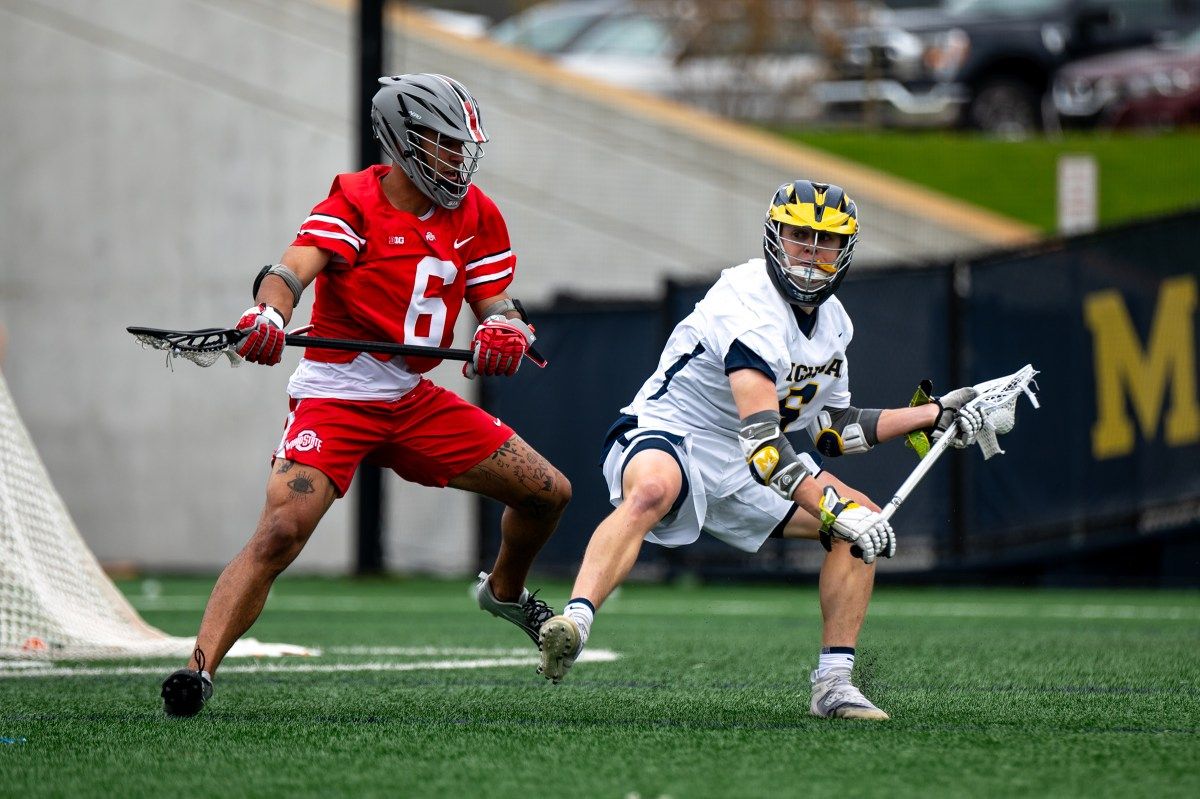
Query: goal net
0,371,313,660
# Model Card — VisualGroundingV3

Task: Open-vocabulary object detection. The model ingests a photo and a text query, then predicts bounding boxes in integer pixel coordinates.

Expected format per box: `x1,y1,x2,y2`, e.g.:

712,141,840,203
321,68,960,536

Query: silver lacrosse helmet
763,180,859,307
371,73,489,209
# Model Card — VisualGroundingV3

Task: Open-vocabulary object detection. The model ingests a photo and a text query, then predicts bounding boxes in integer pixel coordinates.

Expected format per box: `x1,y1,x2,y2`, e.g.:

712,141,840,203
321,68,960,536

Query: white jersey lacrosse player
537,179,984,721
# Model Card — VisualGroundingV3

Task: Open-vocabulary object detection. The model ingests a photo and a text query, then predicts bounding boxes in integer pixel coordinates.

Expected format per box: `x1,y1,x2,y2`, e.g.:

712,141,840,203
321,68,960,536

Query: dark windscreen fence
479,216,1200,584
478,302,671,576
961,212,1200,563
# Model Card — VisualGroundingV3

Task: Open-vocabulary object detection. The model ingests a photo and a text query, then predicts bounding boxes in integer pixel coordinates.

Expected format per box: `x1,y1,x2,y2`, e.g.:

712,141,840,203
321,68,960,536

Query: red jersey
292,164,516,374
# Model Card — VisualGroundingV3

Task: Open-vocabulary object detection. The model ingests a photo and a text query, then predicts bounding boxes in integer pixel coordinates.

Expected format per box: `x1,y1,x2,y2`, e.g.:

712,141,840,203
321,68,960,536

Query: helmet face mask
404,127,484,202
763,181,859,308
371,74,489,209
770,225,848,296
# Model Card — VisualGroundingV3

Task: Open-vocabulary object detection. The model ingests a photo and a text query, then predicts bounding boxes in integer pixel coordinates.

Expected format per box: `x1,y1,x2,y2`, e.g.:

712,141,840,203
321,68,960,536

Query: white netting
968,365,1040,460
0,371,309,660
131,331,243,368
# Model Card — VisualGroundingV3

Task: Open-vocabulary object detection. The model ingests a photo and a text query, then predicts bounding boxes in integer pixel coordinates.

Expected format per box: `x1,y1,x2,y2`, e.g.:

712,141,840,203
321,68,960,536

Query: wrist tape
252,264,304,308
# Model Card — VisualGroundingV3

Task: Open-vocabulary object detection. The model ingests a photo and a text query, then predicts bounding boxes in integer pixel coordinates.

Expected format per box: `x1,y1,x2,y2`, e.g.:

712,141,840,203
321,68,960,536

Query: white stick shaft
879,431,957,523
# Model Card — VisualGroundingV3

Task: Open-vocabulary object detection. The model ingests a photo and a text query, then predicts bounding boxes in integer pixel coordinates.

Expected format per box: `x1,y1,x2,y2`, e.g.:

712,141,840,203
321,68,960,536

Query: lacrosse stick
879,364,1040,523
127,326,473,368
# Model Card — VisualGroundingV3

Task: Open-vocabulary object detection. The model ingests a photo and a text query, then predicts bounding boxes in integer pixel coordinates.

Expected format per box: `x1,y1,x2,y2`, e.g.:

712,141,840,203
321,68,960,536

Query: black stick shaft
285,334,472,362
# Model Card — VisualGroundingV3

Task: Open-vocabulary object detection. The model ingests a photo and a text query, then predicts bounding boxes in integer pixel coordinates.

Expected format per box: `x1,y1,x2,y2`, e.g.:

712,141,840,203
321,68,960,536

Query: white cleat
810,670,890,720
537,615,581,684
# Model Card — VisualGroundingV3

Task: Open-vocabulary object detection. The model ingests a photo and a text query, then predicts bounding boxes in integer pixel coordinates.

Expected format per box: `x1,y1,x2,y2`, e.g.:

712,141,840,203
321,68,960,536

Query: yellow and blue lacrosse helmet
763,180,859,307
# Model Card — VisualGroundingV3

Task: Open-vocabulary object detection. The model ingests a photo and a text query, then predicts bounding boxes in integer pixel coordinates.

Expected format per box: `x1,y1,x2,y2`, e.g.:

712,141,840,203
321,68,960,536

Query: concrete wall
0,0,1035,573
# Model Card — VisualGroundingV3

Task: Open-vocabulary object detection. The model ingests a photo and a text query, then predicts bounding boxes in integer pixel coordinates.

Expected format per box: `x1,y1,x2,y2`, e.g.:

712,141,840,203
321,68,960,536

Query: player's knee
624,478,678,521
249,513,309,573
518,469,571,520
551,472,572,513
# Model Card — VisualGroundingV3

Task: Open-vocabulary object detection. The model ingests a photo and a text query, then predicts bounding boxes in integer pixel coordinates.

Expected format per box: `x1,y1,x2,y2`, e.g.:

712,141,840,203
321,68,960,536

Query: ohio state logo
287,429,323,452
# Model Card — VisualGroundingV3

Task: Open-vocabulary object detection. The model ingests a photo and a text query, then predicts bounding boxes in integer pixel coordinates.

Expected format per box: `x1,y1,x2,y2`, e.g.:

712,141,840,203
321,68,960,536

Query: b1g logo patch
287,430,323,452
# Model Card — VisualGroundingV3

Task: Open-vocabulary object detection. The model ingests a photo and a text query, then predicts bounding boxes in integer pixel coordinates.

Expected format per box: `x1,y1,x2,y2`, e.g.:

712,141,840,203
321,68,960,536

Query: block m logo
1084,275,1199,460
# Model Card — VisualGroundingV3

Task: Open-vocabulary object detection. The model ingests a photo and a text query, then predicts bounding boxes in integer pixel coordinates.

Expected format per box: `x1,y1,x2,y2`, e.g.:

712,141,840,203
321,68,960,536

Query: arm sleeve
724,338,776,382
825,405,883,446
463,191,516,302
704,300,789,385
292,176,365,267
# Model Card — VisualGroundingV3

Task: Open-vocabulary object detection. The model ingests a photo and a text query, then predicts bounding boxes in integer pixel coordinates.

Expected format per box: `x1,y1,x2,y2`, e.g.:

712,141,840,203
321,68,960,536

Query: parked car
819,0,1200,135
1052,24,1200,127
488,0,625,55
489,0,878,123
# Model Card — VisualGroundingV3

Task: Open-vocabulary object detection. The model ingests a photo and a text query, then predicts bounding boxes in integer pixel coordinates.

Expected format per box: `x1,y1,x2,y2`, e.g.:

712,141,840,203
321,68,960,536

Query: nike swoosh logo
454,236,474,249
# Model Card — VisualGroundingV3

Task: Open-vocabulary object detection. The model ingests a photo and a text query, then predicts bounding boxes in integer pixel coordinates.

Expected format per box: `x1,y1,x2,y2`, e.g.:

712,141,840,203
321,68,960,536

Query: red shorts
273,379,514,496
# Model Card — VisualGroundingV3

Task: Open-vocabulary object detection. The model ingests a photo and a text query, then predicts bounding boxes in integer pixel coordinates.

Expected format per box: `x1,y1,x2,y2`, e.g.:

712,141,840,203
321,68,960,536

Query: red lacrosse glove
235,304,286,365
464,315,536,379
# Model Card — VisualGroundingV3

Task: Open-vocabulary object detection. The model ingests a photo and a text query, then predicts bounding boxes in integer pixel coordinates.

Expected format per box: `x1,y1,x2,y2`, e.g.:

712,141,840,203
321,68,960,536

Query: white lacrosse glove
817,486,895,564
931,387,984,449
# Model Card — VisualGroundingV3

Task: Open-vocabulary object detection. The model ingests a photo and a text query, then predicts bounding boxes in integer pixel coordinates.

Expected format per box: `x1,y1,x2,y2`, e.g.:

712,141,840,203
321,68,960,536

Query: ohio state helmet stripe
429,73,486,143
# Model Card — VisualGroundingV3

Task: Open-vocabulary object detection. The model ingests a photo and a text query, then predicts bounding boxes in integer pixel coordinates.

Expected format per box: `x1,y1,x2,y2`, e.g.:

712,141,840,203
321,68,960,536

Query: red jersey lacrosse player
161,74,571,717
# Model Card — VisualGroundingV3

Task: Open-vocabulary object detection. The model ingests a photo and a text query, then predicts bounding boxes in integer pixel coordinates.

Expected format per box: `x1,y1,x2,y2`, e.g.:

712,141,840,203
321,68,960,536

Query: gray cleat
473,571,554,647
810,670,890,720
537,615,581,684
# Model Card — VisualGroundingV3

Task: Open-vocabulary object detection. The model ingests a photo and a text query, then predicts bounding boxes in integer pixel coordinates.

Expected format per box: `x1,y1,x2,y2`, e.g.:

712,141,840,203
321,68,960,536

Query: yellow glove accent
904,379,934,460
818,486,860,532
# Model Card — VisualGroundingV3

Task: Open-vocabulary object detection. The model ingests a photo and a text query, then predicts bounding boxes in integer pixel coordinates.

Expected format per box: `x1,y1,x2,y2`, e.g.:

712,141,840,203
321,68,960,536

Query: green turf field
3,577,1198,798
779,128,1200,233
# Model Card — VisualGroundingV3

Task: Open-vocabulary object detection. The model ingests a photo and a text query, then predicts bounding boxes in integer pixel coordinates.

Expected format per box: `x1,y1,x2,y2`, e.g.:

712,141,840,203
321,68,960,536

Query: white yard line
0,649,618,680
126,595,1200,622
326,646,534,656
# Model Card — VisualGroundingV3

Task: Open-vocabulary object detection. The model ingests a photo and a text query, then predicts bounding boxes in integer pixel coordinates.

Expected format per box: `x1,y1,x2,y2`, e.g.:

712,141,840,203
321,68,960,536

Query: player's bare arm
235,246,332,365
255,246,330,326
468,291,517,320
875,404,939,441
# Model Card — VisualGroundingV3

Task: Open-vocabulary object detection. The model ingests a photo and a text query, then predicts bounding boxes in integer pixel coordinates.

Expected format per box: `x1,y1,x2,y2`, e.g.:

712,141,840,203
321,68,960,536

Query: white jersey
625,259,854,442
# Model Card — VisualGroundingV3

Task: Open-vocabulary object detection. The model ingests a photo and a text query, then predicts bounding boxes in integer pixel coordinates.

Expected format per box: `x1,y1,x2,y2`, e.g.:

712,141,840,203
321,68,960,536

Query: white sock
817,647,855,679
563,597,594,648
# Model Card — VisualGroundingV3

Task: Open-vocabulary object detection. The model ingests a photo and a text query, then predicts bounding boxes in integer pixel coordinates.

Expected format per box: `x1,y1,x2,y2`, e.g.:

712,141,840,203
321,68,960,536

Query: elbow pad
809,407,881,457
739,410,821,501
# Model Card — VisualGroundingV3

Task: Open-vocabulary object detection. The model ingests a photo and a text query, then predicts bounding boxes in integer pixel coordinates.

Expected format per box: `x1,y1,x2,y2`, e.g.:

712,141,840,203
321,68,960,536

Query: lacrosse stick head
966,365,1040,459
127,327,245,368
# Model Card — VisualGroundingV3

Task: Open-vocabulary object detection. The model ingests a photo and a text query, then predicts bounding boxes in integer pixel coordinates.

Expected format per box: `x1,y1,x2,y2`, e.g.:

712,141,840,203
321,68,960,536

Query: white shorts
600,420,797,553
